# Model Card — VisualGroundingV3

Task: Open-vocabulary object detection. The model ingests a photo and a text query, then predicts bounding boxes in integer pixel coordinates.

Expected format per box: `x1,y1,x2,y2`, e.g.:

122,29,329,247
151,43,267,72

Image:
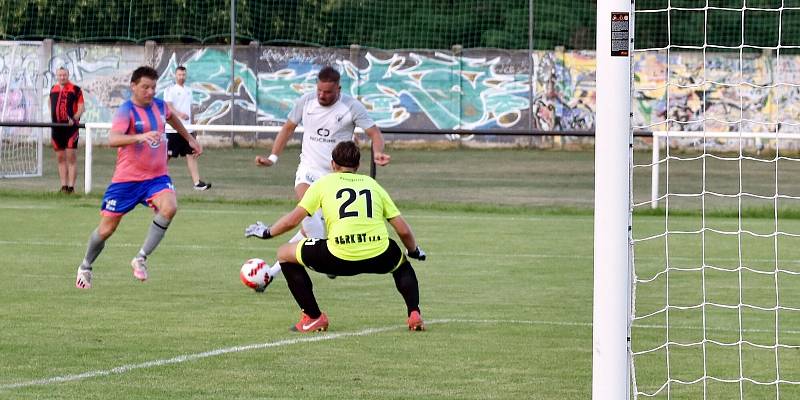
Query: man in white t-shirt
254,66,390,283
164,65,211,191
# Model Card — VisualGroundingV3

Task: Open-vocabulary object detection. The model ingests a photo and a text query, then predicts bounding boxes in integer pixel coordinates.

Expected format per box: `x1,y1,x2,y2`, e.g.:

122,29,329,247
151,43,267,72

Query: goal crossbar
83,123,292,194
649,131,800,209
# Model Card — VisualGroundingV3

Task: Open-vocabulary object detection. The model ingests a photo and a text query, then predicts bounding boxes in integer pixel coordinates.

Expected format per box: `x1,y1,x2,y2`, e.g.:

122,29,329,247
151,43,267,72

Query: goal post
0,125,43,178
592,0,632,399
650,132,800,209
83,123,287,194
82,123,372,194
0,41,45,179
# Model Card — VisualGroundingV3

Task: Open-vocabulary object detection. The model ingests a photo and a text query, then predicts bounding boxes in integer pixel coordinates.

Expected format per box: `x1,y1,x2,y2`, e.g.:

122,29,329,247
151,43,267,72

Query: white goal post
0,125,43,178
0,41,44,178
592,0,632,399
83,123,280,194
82,123,367,194
649,131,800,209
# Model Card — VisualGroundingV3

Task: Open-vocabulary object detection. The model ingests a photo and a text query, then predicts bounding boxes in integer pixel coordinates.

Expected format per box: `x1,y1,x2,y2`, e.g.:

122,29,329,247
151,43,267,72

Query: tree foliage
2,0,794,50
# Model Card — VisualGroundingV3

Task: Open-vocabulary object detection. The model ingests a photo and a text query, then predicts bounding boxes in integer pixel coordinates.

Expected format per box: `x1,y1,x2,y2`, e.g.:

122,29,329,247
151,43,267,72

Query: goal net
0,42,43,178
630,1,800,399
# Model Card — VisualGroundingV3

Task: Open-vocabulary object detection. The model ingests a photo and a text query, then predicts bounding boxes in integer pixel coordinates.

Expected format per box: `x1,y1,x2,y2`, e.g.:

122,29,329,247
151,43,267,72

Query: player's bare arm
256,120,297,167
72,102,85,125
245,207,307,239
167,112,202,157
365,126,391,166
108,129,161,147
166,101,188,120
270,207,308,236
388,215,417,252
389,215,426,261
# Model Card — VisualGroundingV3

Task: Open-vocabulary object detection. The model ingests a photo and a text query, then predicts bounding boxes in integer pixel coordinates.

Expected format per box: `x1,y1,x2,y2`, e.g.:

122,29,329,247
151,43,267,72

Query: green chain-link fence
0,0,592,49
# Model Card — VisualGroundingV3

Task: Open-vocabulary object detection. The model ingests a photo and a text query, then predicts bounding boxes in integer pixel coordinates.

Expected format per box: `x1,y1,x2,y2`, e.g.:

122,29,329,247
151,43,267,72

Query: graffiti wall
49,44,143,123
531,50,595,132
633,51,800,133
0,42,44,123
4,40,800,144
150,46,538,135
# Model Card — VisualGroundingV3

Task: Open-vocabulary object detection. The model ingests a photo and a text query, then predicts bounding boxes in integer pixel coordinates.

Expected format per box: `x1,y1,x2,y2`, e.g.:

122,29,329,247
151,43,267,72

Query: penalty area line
0,318,538,391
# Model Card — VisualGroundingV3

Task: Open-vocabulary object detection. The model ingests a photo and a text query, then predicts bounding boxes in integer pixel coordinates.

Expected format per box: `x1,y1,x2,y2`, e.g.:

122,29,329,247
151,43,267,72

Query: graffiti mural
9,40,800,144
633,51,800,133
0,42,43,123
49,44,142,123
531,50,596,132
152,47,534,133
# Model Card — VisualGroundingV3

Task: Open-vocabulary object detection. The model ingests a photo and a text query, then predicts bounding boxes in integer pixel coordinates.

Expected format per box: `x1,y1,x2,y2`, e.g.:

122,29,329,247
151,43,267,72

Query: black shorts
51,126,79,150
167,132,196,158
297,238,406,277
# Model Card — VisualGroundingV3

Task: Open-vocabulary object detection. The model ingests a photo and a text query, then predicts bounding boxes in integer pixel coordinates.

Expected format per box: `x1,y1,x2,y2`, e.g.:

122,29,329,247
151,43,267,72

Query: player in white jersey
164,65,211,190
255,66,390,282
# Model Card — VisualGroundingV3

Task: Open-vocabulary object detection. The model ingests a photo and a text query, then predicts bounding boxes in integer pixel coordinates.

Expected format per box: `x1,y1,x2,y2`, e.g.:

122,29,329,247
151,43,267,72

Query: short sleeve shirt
163,84,192,132
288,93,375,171
49,82,84,123
110,98,171,183
298,172,401,260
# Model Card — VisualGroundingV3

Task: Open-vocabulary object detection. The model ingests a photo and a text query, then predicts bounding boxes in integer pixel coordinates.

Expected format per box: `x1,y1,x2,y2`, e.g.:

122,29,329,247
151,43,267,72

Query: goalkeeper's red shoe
407,310,425,331
290,312,329,333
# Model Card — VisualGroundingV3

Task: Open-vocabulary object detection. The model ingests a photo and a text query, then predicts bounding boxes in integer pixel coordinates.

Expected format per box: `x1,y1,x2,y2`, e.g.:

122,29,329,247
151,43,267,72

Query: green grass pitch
4,146,800,398
0,194,593,399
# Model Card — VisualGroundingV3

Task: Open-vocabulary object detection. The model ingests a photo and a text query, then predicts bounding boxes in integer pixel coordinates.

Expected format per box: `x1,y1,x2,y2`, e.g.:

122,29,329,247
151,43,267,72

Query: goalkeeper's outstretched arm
389,216,426,260
246,207,308,239
269,207,307,236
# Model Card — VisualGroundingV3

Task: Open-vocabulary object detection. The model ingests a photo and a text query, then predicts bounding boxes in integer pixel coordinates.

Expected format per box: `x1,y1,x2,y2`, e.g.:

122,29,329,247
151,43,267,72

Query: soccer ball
240,258,270,292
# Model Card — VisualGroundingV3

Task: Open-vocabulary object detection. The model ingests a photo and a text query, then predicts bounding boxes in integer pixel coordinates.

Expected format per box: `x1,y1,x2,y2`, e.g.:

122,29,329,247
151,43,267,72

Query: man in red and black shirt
49,67,85,193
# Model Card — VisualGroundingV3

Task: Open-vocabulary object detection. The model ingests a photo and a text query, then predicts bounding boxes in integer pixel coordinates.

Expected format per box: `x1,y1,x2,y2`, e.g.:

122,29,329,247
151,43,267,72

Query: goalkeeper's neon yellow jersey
298,172,400,260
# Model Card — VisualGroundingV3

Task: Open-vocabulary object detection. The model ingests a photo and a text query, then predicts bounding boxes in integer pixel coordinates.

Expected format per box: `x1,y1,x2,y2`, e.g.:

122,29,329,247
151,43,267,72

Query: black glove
407,246,426,261
245,221,272,239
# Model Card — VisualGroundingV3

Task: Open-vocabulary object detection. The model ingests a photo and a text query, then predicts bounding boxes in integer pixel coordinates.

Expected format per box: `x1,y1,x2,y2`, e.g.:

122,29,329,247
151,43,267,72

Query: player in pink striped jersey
75,66,202,289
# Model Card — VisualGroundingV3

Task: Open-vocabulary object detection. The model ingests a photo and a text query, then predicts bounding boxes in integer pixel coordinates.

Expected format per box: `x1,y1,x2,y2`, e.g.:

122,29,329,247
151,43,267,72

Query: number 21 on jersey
337,188,373,219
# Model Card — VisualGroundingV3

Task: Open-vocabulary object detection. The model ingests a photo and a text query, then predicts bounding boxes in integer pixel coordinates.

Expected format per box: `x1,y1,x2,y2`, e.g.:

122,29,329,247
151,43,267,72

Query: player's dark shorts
51,126,80,150
100,175,174,216
167,132,196,158
296,238,407,276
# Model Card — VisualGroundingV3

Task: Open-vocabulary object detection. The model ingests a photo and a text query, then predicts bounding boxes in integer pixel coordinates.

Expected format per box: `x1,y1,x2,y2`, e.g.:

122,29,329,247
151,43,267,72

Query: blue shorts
101,175,174,216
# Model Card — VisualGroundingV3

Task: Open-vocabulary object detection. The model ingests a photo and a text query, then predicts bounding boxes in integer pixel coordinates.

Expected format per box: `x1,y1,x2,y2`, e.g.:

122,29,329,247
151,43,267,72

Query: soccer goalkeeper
245,141,426,332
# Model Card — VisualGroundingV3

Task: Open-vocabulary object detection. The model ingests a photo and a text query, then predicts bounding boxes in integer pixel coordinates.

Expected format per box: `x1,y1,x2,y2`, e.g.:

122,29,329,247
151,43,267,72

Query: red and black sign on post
611,12,630,57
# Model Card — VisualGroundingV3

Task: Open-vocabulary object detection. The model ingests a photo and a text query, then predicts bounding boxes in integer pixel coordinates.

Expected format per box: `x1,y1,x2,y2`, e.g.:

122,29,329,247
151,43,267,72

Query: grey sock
137,214,171,258
80,229,105,270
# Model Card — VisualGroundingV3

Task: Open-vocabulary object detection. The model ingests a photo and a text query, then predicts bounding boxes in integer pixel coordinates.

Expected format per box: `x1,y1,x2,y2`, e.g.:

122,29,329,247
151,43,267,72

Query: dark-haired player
75,66,202,289
247,141,426,332
254,66,391,281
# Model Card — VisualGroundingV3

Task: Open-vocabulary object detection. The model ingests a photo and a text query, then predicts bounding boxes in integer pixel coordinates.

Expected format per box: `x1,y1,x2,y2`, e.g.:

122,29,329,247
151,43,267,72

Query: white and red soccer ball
240,258,270,292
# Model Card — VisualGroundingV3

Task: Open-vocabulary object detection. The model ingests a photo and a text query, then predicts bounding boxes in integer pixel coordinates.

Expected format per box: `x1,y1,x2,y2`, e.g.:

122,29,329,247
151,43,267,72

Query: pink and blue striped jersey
110,98,171,183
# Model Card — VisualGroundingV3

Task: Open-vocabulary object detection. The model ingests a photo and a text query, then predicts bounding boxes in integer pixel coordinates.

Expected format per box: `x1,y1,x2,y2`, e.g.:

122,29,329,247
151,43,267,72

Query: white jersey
163,83,193,132
288,93,375,171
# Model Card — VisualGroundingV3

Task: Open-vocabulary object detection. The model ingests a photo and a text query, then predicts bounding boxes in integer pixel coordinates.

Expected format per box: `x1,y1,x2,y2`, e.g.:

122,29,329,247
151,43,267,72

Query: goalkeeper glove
406,246,426,261
245,221,272,239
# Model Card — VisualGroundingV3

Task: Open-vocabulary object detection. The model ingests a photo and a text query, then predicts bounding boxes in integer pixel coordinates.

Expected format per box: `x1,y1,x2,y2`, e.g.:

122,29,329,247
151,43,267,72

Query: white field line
0,318,539,391
2,239,796,264
3,318,798,391
0,239,588,260
0,203,591,222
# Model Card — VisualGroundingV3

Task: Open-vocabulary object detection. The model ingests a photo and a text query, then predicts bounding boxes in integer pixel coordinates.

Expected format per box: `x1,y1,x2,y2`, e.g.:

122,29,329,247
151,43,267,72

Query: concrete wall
2,41,800,147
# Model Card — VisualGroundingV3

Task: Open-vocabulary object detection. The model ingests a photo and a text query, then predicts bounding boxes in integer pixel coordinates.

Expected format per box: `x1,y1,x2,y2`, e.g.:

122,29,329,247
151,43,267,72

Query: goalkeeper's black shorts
296,238,406,276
